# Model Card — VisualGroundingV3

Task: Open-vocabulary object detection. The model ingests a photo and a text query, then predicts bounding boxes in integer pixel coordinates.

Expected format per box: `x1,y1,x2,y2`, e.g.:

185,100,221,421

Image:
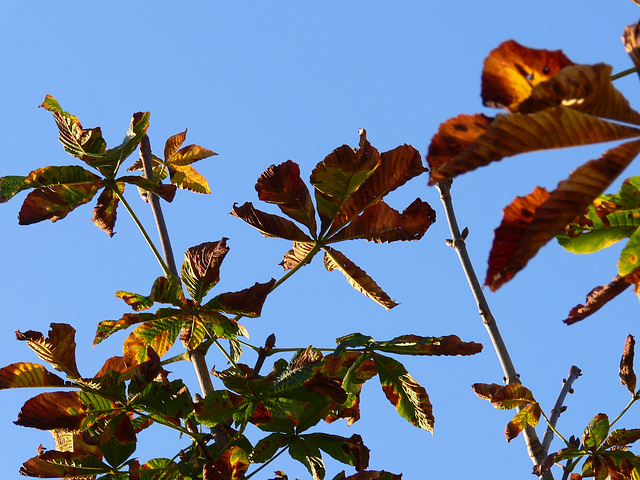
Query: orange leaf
486,139,640,290
0,362,66,389
280,241,317,271
91,186,119,237
481,40,574,111
15,391,88,430
15,323,80,377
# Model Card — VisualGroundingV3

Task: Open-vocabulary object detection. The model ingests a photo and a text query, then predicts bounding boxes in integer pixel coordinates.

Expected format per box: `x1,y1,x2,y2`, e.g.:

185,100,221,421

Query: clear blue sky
2,2,640,479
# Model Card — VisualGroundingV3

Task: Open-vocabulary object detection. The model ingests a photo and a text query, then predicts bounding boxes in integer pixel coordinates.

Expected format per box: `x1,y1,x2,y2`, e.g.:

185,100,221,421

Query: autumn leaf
15,323,80,377
18,181,103,225
116,274,186,312
15,391,90,430
20,451,111,478
563,275,631,325
181,239,230,303
123,318,182,366
0,362,66,389
372,334,482,356
231,202,313,241
280,241,318,270
620,334,637,395
206,279,276,317
256,159,318,234
324,246,397,310
583,413,610,450
472,382,536,410
504,403,541,442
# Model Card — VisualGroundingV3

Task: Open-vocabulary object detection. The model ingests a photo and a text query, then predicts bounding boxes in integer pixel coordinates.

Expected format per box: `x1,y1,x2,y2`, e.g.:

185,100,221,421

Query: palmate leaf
280,241,318,271
485,138,640,290
40,95,150,178
16,323,80,377
323,247,397,309
504,403,541,442
181,239,230,303
372,353,433,432
162,129,216,194
583,413,610,450
311,130,381,234
123,318,182,366
20,450,111,478
0,362,66,389
289,436,326,480
115,274,186,312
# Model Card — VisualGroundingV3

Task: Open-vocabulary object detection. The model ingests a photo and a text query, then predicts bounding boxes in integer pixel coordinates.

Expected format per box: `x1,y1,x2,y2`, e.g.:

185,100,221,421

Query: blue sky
2,2,640,479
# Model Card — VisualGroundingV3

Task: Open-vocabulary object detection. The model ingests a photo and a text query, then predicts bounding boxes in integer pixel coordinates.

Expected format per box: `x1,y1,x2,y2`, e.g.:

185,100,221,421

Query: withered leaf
624,20,640,76
486,139,640,290
373,334,482,356
0,362,66,389
482,40,574,111
15,391,87,430
620,334,637,395
16,323,80,377
280,241,318,271
328,199,436,243
181,239,230,302
231,202,313,241
20,450,110,478
91,186,119,236
256,160,317,234
207,279,276,317
563,275,631,325
18,182,102,225
324,246,398,310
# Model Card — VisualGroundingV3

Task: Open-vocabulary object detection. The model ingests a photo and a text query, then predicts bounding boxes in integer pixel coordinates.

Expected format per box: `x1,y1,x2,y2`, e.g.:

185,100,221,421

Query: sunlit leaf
15,391,89,430
563,275,631,325
164,129,188,161
16,323,80,377
123,319,182,365
169,143,217,167
620,334,637,395
486,138,640,290
280,241,318,271
602,428,640,449
206,279,276,317
583,413,610,450
116,274,186,312
20,450,111,478
311,130,381,234
169,164,211,194
330,143,427,234
328,199,436,243
324,247,397,309
557,226,637,254
256,160,317,234
472,382,536,410
0,175,29,203
181,239,230,303
232,202,313,241
619,227,640,275
481,40,574,111
372,334,482,356
373,353,433,432
505,403,541,442
0,362,66,389
18,182,102,225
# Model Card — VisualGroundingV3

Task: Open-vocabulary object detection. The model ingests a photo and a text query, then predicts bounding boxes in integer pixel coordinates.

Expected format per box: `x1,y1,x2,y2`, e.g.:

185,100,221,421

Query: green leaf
251,432,290,463
128,379,193,420
123,318,182,365
289,436,326,480
619,228,640,275
373,353,434,432
304,433,370,471
334,333,374,357
372,334,482,356
557,226,637,254
0,362,66,389
195,390,244,427
583,413,610,450
0,175,29,202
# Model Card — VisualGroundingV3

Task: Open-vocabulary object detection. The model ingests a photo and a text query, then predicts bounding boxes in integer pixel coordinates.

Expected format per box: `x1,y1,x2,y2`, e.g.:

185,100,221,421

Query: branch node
461,226,469,240
445,238,454,247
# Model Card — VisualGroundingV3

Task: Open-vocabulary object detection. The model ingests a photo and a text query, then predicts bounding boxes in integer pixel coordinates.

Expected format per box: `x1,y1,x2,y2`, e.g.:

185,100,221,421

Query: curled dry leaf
280,241,317,271
15,323,80,377
620,334,637,395
624,20,640,75
563,275,631,325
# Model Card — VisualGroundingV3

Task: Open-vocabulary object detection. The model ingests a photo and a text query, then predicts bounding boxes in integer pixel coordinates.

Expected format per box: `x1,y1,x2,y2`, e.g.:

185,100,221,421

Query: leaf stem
542,366,581,453
244,438,294,480
213,337,240,371
609,393,639,428
611,66,638,81
436,180,552,478
269,242,323,292
539,406,571,447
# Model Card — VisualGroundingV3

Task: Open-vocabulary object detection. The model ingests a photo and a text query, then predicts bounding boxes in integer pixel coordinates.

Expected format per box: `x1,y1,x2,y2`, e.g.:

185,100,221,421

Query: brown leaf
624,20,640,76
231,202,313,241
331,143,427,233
481,40,574,111
210,279,276,317
0,362,66,389
328,199,436,243
15,391,88,430
16,323,80,377
164,129,187,161
203,445,249,480
256,160,317,233
324,246,398,309
118,175,177,202
620,334,637,395
374,334,483,356
486,138,640,290
311,129,381,233
20,450,106,478
183,239,230,300
280,241,318,270
426,114,492,184
431,108,640,184
471,383,504,401
91,186,119,236
563,275,631,325
18,182,102,225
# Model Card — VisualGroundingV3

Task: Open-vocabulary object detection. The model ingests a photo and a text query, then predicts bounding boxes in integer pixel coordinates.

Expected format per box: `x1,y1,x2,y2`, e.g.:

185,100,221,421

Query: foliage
6,14,640,480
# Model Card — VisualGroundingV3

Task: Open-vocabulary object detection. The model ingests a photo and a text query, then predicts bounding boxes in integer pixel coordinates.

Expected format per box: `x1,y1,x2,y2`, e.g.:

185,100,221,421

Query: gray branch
542,366,582,454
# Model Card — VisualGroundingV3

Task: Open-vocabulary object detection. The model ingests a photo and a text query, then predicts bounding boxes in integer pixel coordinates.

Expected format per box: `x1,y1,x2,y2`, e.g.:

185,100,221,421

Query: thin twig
250,334,276,379
542,366,581,454
436,180,552,479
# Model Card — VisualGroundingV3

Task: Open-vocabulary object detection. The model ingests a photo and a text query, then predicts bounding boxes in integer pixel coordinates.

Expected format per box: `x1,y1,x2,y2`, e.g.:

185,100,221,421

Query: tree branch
542,366,581,454
436,180,552,479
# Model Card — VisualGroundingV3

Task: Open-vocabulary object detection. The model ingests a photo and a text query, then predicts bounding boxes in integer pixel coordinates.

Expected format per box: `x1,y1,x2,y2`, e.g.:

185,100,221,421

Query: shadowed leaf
16,323,80,377
328,199,436,243
486,138,640,290
0,362,66,389
256,160,317,233
563,275,631,325
280,241,318,271
324,247,397,309
204,445,250,480
372,334,482,356
232,202,313,241
481,40,574,111
289,436,326,480
18,182,102,225
195,390,245,427
206,279,276,317
330,143,427,234
15,391,89,430
181,239,230,303
305,433,370,472
0,175,29,203
20,450,111,478
620,334,637,395
311,130,381,234
373,353,433,432
505,403,541,442
331,471,403,480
